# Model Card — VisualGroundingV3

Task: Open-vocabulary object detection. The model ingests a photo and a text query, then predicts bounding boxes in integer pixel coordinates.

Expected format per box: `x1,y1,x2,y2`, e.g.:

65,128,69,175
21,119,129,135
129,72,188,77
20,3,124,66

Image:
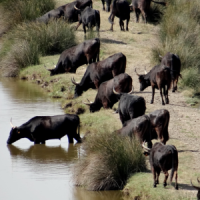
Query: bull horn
71,77,79,85
197,177,200,184
44,65,51,72
135,68,140,76
191,180,200,190
159,54,163,59
128,86,134,94
10,118,16,129
144,67,147,75
87,99,93,103
142,141,151,151
74,5,80,10
129,3,132,6
83,99,93,105
113,87,120,95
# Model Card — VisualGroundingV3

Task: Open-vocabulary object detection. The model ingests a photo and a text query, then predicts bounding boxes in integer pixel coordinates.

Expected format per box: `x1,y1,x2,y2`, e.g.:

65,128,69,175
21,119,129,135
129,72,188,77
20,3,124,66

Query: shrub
73,128,147,191
0,20,76,76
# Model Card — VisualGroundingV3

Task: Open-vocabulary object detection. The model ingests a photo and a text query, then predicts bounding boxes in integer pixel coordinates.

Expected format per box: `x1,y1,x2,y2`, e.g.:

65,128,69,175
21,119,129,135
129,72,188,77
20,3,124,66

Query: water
0,78,123,200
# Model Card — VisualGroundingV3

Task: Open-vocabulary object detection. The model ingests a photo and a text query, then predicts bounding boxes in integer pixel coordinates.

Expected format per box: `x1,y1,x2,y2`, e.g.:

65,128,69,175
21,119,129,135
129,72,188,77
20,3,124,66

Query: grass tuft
73,128,147,191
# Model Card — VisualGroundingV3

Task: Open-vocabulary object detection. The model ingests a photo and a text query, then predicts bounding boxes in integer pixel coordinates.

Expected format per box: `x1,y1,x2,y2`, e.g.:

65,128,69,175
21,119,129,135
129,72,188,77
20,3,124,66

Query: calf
74,6,100,34
71,52,126,98
131,0,166,23
45,38,100,75
149,109,169,144
108,0,130,31
135,65,171,105
160,52,181,92
117,115,152,147
143,142,178,189
113,88,146,126
84,73,133,112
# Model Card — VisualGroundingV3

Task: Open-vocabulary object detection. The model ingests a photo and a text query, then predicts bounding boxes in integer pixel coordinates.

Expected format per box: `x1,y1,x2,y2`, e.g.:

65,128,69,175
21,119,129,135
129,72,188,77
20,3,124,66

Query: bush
0,20,76,76
151,0,200,91
73,128,147,191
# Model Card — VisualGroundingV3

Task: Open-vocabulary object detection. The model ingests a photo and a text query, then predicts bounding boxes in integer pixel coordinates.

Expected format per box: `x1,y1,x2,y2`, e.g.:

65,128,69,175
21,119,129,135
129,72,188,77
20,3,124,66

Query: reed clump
0,20,76,76
0,0,55,35
73,128,147,191
151,0,200,91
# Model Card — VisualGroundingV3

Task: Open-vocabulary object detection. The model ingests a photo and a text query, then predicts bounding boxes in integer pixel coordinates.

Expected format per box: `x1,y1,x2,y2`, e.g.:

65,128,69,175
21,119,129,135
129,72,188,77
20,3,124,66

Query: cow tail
108,13,114,24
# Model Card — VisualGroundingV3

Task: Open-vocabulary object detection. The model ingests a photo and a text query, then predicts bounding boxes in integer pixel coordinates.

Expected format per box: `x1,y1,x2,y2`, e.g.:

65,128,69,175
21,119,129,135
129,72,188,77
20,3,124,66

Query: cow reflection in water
7,144,80,164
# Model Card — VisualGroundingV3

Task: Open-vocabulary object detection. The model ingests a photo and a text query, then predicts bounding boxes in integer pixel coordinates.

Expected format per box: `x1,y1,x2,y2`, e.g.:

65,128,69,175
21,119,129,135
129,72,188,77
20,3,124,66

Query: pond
0,78,123,200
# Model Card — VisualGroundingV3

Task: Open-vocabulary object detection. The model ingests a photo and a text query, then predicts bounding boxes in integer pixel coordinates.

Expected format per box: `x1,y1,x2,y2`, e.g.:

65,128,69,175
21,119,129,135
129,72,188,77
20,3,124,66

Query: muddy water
0,78,123,200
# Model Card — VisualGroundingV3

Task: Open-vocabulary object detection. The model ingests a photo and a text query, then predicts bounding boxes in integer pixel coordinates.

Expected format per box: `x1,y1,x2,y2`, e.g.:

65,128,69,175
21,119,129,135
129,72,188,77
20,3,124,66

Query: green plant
73,128,147,190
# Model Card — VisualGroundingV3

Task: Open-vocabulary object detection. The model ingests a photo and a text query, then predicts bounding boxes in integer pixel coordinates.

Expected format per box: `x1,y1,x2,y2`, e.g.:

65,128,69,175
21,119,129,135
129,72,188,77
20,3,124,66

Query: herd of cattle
6,0,200,197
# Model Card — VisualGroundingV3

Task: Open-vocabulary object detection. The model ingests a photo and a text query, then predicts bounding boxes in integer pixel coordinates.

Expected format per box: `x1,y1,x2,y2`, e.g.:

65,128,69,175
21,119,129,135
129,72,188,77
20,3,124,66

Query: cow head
71,77,83,98
7,119,22,144
44,65,57,76
135,68,149,91
83,99,101,113
191,178,200,200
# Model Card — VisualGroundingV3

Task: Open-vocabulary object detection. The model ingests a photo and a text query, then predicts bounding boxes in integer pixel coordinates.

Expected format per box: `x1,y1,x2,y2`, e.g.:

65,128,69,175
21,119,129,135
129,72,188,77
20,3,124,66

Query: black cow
160,52,181,92
45,38,100,75
71,52,126,98
113,88,146,126
64,0,93,22
101,0,112,12
36,0,93,23
117,115,152,147
143,142,178,189
74,6,100,34
7,114,82,144
135,65,171,105
149,109,169,145
36,5,65,23
131,0,166,23
84,73,133,112
108,0,130,31
191,178,200,200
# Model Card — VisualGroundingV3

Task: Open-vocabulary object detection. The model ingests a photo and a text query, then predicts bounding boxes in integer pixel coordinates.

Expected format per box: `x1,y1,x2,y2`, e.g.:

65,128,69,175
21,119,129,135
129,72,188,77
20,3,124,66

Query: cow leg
110,15,115,31
151,167,157,187
119,19,124,31
134,8,140,23
174,170,178,190
163,171,169,187
141,10,147,23
102,0,105,10
75,21,82,31
119,111,126,126
67,135,74,143
156,169,161,185
150,87,155,104
164,85,169,104
160,87,165,105
126,18,129,31
93,78,99,89
82,24,86,34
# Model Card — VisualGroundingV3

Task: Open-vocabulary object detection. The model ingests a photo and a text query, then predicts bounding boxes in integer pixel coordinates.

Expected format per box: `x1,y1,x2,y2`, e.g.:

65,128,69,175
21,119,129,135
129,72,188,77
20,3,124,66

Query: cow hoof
175,185,178,190
150,101,153,104
162,102,165,105
153,184,157,188
156,180,159,184
172,90,175,93
163,183,167,187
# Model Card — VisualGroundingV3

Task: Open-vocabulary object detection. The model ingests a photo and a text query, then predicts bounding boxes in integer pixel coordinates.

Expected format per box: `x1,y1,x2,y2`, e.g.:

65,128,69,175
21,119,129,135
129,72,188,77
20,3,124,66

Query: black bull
75,6,100,34
71,52,126,98
45,38,100,76
84,73,133,113
36,0,93,23
143,142,178,190
7,114,82,144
